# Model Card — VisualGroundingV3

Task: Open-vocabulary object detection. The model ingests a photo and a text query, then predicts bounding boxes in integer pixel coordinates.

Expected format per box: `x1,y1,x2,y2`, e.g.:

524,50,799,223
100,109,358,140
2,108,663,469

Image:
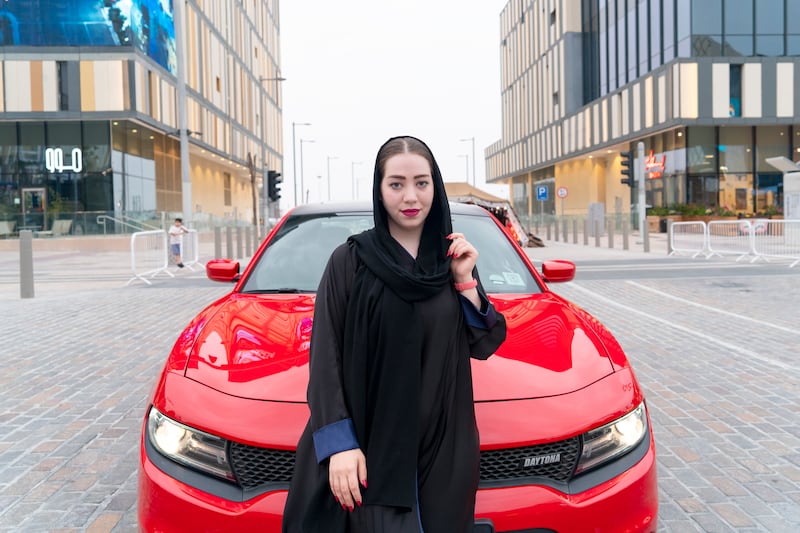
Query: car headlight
147,407,235,482
574,402,648,475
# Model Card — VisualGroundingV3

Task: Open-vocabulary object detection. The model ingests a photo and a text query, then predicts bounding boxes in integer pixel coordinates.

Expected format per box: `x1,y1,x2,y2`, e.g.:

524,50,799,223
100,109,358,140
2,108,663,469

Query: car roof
287,201,491,217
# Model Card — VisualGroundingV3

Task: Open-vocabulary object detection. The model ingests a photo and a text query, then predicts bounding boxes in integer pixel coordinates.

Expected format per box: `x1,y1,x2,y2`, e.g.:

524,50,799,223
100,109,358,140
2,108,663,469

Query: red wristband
454,279,478,291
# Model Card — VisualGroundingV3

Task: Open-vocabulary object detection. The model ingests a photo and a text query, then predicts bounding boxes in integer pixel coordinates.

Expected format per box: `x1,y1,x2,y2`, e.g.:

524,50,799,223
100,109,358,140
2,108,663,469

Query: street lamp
459,137,476,187
459,154,469,183
258,76,285,232
292,122,312,206
326,155,338,202
299,138,315,205
351,161,362,198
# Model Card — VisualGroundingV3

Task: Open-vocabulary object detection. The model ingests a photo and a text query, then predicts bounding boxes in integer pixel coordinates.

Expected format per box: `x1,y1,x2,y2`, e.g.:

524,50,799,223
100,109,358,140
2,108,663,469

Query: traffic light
620,151,633,186
267,170,282,201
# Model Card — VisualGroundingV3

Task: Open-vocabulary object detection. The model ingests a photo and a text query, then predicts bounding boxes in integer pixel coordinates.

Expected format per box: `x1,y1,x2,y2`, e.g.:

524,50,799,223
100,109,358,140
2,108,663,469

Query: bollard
19,230,34,299
666,220,673,255
562,220,568,244
546,223,551,240
643,222,650,253
583,219,589,245
236,227,244,259
245,226,252,257
214,227,222,259
226,227,234,259
607,219,614,249
623,220,630,250
595,220,601,247
554,220,559,242
573,219,578,244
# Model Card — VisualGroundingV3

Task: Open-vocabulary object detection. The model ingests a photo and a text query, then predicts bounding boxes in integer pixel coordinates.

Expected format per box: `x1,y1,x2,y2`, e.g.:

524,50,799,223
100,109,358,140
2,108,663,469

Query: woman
283,136,506,533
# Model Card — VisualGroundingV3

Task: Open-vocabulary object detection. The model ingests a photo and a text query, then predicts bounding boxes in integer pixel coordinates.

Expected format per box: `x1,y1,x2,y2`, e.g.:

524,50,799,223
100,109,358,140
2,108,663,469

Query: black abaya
282,241,507,533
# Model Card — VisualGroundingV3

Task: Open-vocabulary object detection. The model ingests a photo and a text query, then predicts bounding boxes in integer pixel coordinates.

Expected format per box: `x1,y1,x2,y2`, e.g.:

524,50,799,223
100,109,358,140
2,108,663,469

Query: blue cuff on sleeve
312,418,359,463
459,293,497,330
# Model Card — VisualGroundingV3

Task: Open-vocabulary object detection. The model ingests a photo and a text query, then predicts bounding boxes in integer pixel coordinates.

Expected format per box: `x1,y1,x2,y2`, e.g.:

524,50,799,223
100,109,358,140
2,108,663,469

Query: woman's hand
447,233,478,281
329,448,367,511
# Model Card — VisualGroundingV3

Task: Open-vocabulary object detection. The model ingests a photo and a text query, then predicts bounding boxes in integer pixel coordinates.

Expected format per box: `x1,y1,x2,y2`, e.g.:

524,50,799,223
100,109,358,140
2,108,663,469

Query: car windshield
240,211,541,294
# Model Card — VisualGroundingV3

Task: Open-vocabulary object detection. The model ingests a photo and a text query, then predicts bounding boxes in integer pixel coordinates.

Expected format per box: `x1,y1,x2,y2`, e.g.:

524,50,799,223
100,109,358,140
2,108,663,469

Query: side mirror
541,259,576,283
206,259,240,283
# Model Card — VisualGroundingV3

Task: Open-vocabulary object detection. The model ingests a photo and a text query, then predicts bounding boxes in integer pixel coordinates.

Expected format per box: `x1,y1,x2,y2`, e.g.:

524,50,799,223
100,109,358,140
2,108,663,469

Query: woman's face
380,152,434,236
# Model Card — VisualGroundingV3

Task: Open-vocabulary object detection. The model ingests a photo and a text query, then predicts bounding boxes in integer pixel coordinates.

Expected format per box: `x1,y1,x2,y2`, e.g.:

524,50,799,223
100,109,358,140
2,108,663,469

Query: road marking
567,283,796,372
625,281,800,335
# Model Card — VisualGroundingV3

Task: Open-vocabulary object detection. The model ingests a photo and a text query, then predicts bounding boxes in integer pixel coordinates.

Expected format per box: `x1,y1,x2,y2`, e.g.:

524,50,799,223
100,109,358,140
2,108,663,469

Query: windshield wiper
240,288,311,294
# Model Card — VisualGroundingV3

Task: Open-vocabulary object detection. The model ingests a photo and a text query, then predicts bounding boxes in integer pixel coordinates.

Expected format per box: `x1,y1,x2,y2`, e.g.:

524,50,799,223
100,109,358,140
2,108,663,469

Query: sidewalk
0,238,230,302
527,230,670,262
0,230,672,302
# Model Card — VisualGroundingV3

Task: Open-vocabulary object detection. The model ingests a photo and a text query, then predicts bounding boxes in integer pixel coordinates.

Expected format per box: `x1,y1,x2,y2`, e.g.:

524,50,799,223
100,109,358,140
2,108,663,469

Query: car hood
183,293,615,402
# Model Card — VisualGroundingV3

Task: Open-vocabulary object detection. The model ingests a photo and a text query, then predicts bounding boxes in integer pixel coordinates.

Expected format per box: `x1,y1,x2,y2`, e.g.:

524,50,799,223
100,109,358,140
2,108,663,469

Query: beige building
488,0,800,230
0,1,282,235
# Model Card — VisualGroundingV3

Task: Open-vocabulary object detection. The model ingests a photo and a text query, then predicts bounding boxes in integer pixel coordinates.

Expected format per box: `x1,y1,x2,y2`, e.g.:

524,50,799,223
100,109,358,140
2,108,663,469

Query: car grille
227,437,581,489
479,437,581,483
229,442,295,488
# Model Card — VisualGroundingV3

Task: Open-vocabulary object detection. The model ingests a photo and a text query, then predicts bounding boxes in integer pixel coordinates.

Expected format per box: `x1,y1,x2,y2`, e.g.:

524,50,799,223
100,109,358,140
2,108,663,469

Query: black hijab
343,136,454,509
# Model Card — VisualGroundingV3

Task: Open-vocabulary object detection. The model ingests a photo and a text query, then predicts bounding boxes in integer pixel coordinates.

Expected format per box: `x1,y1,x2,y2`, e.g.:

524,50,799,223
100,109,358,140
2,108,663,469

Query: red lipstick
401,209,420,217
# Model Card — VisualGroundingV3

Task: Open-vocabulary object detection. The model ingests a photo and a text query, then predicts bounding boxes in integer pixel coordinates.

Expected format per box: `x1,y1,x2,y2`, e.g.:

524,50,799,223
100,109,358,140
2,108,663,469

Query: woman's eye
416,180,429,188
389,182,402,190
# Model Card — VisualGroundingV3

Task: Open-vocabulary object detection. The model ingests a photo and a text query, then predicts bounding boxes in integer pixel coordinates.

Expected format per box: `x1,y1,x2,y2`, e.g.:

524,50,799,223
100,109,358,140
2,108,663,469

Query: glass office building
488,0,800,228
0,1,282,234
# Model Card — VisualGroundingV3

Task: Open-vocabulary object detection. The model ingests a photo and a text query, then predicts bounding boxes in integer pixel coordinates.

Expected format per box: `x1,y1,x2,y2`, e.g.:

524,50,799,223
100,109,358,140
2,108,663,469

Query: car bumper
475,431,658,533
138,443,289,532
139,432,657,533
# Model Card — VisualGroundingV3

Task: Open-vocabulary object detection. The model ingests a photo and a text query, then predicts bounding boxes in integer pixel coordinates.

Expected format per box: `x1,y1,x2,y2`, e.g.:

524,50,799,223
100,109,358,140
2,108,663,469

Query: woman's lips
401,209,420,217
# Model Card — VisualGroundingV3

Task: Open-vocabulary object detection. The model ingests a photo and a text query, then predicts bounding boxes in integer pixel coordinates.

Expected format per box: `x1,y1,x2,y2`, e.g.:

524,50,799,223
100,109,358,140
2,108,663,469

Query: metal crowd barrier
181,230,205,271
706,221,754,261
127,230,173,285
750,220,800,267
668,221,706,258
670,220,800,267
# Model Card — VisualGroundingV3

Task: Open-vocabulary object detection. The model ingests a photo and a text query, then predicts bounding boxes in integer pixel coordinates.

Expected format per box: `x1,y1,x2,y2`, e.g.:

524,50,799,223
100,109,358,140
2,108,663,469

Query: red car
138,202,658,532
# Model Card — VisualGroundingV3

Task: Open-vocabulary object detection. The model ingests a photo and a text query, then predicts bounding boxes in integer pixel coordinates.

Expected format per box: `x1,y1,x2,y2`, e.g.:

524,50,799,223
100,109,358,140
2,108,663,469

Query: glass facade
582,0,800,101
0,120,182,234
642,126,795,214
0,1,176,74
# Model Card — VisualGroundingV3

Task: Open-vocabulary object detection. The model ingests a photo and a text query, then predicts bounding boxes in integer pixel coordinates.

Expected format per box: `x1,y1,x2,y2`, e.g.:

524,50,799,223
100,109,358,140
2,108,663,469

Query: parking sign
536,186,548,201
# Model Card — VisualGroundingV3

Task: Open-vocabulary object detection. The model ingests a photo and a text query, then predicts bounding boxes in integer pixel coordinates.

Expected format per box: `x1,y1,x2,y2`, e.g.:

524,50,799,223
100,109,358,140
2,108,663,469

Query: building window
550,9,556,25
224,172,232,206
57,61,69,111
729,64,742,117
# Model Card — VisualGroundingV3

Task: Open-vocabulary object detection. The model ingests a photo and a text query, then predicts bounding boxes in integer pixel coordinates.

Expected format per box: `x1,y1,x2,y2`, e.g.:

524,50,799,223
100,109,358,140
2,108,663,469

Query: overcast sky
278,0,510,208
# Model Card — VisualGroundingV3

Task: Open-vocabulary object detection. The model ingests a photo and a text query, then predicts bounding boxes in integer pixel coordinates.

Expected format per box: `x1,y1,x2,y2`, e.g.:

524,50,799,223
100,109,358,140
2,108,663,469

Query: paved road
0,238,798,532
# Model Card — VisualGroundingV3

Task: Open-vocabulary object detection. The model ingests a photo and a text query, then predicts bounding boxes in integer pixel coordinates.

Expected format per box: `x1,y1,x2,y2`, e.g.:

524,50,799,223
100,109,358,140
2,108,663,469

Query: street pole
459,154,469,183
299,139,314,205
351,161,362,198
292,122,311,207
636,141,646,241
174,0,191,224
326,156,338,202
258,77,285,228
460,137,476,187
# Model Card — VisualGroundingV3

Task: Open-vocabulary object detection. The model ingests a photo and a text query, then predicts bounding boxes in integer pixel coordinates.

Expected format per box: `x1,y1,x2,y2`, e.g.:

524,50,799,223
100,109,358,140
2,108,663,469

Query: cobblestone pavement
0,239,798,532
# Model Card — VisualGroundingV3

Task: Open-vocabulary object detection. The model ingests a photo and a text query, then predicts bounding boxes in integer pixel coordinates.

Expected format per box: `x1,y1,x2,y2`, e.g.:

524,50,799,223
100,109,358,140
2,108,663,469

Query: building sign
0,1,176,75
45,148,83,173
645,150,666,179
